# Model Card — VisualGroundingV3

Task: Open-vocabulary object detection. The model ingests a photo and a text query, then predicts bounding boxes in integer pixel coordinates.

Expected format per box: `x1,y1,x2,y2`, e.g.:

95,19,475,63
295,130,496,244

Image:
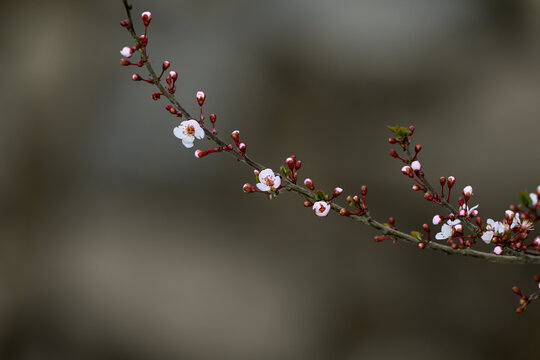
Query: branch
120,0,540,267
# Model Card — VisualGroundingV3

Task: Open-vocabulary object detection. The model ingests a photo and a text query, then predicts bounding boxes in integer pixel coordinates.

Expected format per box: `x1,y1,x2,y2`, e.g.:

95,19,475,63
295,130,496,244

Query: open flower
481,218,505,244
173,120,205,148
312,201,331,217
435,219,461,240
256,169,281,192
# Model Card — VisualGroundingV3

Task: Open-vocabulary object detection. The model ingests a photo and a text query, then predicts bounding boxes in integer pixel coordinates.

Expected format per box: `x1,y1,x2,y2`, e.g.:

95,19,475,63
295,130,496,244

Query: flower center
185,124,196,135
262,175,274,187
318,204,327,213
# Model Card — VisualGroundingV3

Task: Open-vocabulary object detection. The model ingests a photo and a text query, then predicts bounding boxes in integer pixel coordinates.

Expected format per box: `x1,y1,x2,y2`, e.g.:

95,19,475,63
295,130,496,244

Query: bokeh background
1,0,539,359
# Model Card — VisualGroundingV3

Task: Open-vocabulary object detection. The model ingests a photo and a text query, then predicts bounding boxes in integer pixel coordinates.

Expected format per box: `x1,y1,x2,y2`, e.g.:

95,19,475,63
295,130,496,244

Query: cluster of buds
342,186,369,217
301,178,344,217
280,155,302,183
512,276,540,313
230,130,247,156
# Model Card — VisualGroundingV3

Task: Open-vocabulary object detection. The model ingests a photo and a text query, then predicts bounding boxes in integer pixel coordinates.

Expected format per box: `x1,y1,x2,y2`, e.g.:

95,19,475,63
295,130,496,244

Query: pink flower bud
401,166,413,177
493,246,503,255
120,58,131,66
374,236,385,242
462,185,473,198
412,185,420,191
194,149,207,158
304,178,314,190
353,195,360,204
414,144,422,152
333,187,343,197
196,91,206,106
418,242,426,249
138,34,148,46
388,137,397,144
432,215,443,225
151,92,161,100
286,157,295,169
210,114,216,123
162,61,171,71
361,185,368,196
439,177,446,186
132,74,142,81
459,209,466,217
422,223,430,232
424,192,433,201
141,11,152,26
253,170,259,176
447,176,456,188
238,143,246,151
304,201,313,207
120,46,133,58
169,71,178,81
505,210,515,221
243,183,255,193
454,224,463,233
411,160,421,171
231,130,240,141
408,125,415,134
120,19,130,28
340,208,350,216
389,149,399,158
165,105,177,114
294,161,302,170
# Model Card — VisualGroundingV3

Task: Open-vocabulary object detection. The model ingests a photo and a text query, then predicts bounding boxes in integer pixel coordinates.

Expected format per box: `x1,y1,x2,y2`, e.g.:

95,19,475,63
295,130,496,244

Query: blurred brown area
0,0,539,359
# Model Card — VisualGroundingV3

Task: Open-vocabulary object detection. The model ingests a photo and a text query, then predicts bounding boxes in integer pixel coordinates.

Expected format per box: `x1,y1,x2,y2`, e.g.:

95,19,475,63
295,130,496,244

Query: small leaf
315,190,327,201
410,231,423,241
280,165,292,178
387,125,410,140
518,191,532,206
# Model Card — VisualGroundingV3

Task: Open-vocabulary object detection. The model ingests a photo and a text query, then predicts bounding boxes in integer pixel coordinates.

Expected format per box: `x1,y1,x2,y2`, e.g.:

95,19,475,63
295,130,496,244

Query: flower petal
256,183,270,192
182,138,194,148
481,231,493,244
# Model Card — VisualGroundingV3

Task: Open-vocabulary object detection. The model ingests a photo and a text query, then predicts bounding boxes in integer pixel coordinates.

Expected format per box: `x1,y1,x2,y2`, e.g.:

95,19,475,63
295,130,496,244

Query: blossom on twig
256,169,281,192
312,201,331,217
173,119,205,148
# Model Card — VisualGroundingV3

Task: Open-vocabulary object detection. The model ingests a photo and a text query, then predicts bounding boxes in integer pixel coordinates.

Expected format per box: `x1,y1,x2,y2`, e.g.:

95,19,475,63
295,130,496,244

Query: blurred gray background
1,0,539,359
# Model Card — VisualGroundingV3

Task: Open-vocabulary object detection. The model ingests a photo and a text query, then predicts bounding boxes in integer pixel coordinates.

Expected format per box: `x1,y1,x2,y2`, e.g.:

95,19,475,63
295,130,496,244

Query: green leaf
280,165,292,178
315,190,327,201
410,231,423,241
387,125,410,140
518,190,532,206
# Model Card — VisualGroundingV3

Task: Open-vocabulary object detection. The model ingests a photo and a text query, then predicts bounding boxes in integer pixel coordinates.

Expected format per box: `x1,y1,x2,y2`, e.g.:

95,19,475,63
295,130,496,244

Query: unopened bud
505,210,515,221
286,157,295,169
340,208,350,216
294,161,302,170
432,215,443,225
412,185,420,191
138,34,148,46
422,223,430,232
304,200,313,207
424,192,433,201
462,185,473,198
243,183,255,193
361,185,368,196
194,149,207,159
389,217,395,226
390,149,399,158
162,60,170,71
169,71,178,81
447,176,456,188
408,125,415,134
388,137,397,144
304,178,315,190
196,91,206,106
401,166,413,177
418,242,426,249
238,143,246,151
475,217,482,227
353,195,360,204
333,187,343,197
231,130,240,141
440,177,446,186
132,74,142,81
141,11,152,26
411,160,421,171
165,105,177,114
414,144,422,152
120,46,133,58
210,113,216,123
120,58,131,66
152,92,161,100
374,236,385,242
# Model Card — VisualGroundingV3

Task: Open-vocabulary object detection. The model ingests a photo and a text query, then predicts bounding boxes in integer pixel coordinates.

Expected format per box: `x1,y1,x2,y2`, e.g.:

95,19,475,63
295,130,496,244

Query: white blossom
411,160,421,171
312,201,331,217
173,119,205,148
435,219,461,240
256,169,281,192
120,46,133,58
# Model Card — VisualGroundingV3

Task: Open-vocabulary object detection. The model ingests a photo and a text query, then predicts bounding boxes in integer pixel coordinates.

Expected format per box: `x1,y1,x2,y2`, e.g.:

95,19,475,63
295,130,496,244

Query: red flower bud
361,185,368,196
162,61,170,71
141,11,152,26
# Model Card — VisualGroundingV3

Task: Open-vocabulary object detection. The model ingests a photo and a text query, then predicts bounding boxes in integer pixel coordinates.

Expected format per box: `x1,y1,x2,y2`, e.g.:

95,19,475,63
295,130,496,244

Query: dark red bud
388,137,397,144
361,185,368,196
389,149,398,158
